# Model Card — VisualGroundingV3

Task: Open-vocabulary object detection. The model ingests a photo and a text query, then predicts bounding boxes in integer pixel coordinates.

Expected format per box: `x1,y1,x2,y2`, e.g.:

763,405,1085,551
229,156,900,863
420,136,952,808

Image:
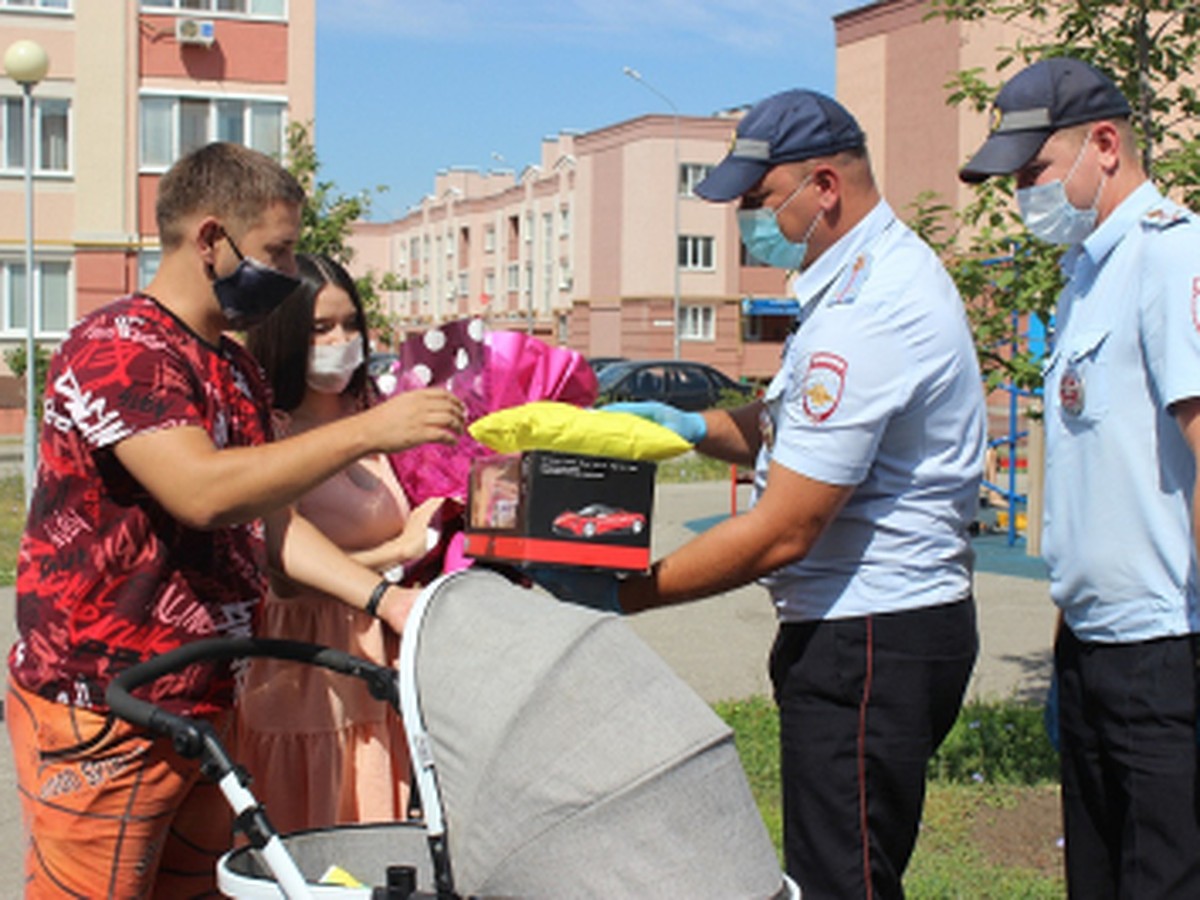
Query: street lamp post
4,39,49,510
623,66,681,360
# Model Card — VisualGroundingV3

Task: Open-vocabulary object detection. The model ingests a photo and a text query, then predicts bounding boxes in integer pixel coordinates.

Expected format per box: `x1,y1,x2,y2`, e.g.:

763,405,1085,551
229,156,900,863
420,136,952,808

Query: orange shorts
7,680,235,899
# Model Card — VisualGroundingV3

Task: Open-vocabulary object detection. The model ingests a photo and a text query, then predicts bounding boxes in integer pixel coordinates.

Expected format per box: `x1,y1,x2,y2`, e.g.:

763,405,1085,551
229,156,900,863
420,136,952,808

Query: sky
314,0,868,222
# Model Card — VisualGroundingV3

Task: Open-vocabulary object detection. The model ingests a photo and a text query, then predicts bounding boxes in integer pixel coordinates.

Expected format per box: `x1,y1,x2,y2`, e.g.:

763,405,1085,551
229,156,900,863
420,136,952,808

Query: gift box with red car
464,450,654,573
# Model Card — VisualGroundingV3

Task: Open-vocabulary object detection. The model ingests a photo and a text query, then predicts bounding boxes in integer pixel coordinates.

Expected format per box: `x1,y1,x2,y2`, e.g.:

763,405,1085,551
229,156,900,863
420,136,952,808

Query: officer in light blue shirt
962,56,1200,899
758,197,984,625
612,88,985,899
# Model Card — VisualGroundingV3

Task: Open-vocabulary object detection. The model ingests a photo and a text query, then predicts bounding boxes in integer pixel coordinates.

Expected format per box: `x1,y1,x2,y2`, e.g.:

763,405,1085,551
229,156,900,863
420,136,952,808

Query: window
458,272,469,297
679,305,715,341
140,94,285,170
524,212,533,244
559,205,571,236
0,0,70,10
678,235,715,271
138,249,161,288
483,271,495,297
484,224,496,253
1,260,71,336
679,163,713,197
140,0,284,16
506,263,519,292
0,97,70,174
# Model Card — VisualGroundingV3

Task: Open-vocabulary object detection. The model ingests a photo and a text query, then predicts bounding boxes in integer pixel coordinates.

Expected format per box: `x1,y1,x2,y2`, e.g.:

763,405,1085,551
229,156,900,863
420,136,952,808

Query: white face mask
307,339,364,395
1016,133,1103,246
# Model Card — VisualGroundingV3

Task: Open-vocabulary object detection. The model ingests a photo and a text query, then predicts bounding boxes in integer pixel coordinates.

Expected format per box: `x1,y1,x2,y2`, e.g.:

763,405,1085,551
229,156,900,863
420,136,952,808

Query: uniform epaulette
828,251,872,306
1140,204,1191,231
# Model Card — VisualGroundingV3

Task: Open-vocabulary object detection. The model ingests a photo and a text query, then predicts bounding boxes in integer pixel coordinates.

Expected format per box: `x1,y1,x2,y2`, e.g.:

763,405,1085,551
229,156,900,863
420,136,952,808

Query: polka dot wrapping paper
383,318,598,507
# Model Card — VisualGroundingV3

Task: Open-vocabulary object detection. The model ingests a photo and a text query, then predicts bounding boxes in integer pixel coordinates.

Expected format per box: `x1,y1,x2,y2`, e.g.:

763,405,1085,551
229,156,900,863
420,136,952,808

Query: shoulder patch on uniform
1192,277,1200,335
800,351,847,422
828,252,872,306
1141,204,1190,231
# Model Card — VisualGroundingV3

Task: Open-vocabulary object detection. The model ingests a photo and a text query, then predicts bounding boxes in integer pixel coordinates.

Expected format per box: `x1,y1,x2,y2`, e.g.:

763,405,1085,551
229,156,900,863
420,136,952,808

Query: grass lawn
0,475,22,586
716,696,1066,899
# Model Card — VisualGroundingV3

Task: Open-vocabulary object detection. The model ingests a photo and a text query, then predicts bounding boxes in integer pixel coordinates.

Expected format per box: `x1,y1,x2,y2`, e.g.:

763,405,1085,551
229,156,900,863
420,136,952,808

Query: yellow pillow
469,401,693,461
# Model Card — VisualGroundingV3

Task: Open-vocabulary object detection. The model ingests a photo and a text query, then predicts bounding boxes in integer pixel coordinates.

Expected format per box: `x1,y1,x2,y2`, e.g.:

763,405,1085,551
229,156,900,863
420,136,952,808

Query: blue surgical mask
212,232,301,330
1016,134,1103,246
737,177,821,271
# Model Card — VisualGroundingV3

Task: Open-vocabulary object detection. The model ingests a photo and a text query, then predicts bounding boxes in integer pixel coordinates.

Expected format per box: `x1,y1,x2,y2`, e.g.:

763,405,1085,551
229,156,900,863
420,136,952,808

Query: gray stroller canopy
400,568,788,899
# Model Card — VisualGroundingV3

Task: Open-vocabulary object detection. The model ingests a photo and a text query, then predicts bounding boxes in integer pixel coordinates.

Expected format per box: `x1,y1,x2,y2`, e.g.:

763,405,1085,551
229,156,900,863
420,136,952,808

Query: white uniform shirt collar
1062,179,1160,277
789,200,895,313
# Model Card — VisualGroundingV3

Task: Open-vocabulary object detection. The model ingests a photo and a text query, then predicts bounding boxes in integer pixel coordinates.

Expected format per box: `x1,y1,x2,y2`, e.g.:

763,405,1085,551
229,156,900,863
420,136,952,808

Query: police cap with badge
694,88,867,202
958,56,1131,184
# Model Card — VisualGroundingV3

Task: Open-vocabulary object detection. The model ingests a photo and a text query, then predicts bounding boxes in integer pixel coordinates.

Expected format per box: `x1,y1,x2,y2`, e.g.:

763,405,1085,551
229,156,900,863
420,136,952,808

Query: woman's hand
349,497,448,573
376,584,419,634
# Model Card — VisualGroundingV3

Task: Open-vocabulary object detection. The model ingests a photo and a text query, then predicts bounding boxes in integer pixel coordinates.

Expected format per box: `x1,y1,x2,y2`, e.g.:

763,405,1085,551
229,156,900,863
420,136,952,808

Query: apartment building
352,2,1048,382
0,0,315,431
834,0,1052,218
351,113,797,382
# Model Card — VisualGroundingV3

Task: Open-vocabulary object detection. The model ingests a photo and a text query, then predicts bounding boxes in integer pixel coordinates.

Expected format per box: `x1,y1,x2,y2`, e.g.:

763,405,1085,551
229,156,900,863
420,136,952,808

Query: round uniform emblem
1059,365,1085,416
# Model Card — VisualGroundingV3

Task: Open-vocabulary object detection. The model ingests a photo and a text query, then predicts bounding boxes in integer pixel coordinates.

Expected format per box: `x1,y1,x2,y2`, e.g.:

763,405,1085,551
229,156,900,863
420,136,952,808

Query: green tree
2,343,50,405
916,0,1200,392
285,121,412,346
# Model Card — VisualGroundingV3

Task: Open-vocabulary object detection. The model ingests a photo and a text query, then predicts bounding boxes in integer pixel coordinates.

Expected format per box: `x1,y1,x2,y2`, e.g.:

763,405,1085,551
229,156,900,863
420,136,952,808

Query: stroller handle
106,637,400,750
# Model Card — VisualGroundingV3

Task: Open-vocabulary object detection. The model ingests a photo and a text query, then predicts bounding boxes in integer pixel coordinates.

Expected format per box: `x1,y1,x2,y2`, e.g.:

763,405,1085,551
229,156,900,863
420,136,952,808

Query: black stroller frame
106,636,455,900
104,569,795,900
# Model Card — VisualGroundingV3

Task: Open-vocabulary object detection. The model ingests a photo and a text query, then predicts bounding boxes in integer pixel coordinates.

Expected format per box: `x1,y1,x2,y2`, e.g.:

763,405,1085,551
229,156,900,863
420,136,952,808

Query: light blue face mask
737,177,821,271
1016,132,1103,246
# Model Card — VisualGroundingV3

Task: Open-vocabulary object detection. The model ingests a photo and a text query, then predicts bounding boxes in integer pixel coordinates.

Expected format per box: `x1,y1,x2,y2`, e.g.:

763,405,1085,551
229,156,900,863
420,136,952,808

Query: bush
929,698,1059,785
4,342,51,403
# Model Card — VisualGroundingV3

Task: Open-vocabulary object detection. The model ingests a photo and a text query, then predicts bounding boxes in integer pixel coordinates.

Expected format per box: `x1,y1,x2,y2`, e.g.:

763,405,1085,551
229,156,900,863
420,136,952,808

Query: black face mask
212,231,301,330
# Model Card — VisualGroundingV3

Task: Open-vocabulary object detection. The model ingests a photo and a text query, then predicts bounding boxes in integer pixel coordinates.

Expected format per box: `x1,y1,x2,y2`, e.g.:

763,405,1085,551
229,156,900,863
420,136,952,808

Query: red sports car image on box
552,504,647,538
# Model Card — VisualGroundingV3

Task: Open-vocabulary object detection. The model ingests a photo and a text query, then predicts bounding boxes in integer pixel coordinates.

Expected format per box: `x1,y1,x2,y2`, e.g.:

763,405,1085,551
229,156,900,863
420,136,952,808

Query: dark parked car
595,360,754,412
587,356,627,375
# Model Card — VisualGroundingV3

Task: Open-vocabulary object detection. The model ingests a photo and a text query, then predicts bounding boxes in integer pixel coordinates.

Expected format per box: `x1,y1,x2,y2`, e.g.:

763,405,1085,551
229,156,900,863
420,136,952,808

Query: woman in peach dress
237,254,441,833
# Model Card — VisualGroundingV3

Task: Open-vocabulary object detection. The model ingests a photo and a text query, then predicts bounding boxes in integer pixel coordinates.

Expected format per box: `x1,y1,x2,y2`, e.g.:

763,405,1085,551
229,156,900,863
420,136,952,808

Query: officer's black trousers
1056,626,1200,900
769,597,977,899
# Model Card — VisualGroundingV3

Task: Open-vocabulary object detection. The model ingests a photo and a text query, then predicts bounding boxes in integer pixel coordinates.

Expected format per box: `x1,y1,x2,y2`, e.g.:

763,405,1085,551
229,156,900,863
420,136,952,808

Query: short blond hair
155,142,305,250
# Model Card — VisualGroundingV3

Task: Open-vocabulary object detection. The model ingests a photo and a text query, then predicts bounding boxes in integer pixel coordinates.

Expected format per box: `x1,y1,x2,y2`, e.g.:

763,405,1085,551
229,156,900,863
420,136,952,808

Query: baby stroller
106,568,796,898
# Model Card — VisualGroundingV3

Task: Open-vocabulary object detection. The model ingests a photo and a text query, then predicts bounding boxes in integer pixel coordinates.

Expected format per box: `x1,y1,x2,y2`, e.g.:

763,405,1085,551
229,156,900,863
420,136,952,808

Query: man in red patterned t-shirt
6,143,466,898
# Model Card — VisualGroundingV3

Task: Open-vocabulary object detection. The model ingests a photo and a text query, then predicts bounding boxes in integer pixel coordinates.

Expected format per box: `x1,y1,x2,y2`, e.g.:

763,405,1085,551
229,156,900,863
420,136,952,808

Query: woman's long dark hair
246,254,374,413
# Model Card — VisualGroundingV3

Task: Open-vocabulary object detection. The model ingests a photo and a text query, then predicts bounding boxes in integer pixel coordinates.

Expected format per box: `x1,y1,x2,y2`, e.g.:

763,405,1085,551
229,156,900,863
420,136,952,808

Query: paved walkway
0,479,1057,894
627,481,1055,705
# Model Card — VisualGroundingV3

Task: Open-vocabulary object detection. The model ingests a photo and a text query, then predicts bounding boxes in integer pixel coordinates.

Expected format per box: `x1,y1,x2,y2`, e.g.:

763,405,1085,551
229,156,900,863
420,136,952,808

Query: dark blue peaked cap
695,89,866,202
960,57,1131,183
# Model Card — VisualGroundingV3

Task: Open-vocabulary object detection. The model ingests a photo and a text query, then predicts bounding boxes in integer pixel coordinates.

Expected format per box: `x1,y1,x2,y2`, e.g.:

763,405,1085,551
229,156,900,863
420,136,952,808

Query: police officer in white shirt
612,89,986,899
961,56,1200,899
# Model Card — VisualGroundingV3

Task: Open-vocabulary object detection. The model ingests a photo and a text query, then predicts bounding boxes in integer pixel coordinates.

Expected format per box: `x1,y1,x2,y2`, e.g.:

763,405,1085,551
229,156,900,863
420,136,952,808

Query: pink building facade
834,0,1050,218
351,113,796,382
0,0,315,432
351,1,1043,383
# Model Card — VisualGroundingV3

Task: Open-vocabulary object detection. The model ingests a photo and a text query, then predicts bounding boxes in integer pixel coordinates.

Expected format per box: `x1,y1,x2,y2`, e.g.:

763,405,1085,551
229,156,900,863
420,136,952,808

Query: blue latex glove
601,401,708,445
527,566,622,614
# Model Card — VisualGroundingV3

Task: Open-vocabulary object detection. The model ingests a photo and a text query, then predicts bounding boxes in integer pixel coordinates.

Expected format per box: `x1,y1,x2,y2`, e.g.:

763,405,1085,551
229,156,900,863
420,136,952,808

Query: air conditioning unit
175,17,215,47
